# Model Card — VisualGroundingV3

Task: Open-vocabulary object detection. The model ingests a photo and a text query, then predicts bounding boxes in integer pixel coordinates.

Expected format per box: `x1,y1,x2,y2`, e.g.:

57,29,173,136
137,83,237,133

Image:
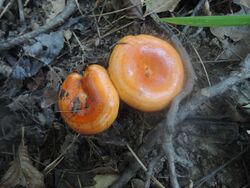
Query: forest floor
0,0,250,188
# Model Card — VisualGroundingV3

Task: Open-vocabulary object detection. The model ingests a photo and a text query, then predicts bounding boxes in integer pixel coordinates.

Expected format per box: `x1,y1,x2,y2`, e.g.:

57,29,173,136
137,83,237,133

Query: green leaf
160,15,250,27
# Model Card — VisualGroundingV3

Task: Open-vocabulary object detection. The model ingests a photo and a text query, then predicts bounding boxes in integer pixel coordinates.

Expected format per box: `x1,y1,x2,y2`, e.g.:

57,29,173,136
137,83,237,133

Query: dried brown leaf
45,0,66,21
145,0,181,14
41,69,63,108
210,9,250,59
85,174,119,188
0,138,45,188
0,63,12,77
111,0,143,19
233,0,250,8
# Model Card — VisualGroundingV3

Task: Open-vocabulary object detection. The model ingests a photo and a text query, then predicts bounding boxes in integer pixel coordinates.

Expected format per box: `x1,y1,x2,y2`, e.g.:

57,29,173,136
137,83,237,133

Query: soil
0,0,249,188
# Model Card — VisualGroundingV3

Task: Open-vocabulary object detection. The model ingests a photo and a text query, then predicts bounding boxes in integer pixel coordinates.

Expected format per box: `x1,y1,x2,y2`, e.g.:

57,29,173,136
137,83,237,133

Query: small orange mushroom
58,64,119,135
108,34,185,111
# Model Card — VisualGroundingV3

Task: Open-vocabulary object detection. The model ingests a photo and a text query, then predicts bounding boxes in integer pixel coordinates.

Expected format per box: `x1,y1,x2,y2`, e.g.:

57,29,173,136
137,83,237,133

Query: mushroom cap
108,34,185,111
58,64,119,134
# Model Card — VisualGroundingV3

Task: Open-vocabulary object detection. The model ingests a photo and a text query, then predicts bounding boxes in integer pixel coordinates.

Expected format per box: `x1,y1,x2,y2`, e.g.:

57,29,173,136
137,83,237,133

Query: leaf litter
0,128,45,188
144,0,181,14
210,4,250,60
0,0,250,188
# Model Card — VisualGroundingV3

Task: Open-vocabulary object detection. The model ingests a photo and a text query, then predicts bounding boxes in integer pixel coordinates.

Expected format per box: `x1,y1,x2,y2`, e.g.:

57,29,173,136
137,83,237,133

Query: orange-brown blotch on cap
108,34,185,111
58,64,119,135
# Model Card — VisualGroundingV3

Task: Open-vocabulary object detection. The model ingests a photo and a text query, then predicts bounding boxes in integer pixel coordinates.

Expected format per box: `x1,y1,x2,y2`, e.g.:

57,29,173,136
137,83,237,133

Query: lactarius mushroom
58,65,119,134
108,34,185,111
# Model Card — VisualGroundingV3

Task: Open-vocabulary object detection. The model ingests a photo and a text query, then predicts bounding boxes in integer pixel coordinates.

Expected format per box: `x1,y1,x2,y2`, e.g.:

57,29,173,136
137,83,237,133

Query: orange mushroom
108,34,185,112
58,64,119,135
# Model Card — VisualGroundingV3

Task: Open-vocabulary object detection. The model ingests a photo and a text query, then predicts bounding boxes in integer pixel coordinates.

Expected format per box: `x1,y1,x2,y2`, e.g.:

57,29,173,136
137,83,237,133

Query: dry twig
0,0,77,51
0,0,14,19
182,0,207,34
17,0,25,23
126,144,165,188
144,152,164,188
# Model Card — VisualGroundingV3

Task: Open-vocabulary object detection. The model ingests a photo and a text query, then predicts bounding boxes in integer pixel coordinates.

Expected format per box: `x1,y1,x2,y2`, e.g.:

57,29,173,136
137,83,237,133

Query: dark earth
0,0,250,188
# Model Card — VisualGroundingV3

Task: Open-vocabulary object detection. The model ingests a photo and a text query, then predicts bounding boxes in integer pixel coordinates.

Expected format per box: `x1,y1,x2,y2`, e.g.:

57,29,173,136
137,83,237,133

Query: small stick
74,0,84,16
90,2,141,17
97,0,107,22
110,126,162,188
92,10,101,38
72,31,85,54
191,43,211,86
182,0,207,34
43,134,80,175
126,144,147,171
126,144,165,188
0,0,14,19
145,153,163,188
101,21,134,39
24,0,30,6
17,0,25,23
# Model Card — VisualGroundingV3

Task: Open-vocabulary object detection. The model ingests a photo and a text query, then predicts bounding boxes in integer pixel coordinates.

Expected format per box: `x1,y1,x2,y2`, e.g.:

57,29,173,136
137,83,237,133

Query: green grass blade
160,15,250,27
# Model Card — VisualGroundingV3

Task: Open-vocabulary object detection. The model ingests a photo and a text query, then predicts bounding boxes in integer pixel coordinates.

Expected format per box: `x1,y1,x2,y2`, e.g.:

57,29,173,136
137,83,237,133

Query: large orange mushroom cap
58,64,119,135
108,34,185,112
